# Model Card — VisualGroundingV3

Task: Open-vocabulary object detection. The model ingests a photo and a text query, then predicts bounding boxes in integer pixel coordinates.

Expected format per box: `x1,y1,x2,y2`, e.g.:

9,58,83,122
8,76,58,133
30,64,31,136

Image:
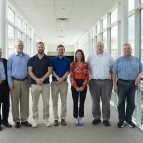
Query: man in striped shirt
112,43,143,128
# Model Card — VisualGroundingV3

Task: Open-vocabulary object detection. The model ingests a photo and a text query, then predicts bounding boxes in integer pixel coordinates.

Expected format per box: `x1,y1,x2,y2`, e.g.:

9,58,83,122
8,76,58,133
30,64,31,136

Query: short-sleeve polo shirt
28,54,53,84
52,56,70,80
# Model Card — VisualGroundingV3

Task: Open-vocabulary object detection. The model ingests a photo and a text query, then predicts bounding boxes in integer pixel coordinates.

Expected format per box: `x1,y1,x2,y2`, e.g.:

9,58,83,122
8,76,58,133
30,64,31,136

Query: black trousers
71,79,87,118
0,82,10,125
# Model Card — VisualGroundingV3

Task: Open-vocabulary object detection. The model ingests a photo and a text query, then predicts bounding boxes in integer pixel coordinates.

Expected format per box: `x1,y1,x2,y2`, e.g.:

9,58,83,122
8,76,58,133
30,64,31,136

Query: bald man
87,42,114,126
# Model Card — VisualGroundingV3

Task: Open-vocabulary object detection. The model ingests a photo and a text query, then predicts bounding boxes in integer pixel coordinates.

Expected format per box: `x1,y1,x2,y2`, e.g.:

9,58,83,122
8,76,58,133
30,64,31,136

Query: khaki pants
10,79,29,122
51,81,68,120
31,84,50,119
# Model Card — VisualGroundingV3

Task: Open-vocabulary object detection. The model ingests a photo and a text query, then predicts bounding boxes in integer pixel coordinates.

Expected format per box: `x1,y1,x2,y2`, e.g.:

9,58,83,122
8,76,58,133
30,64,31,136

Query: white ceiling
12,0,116,45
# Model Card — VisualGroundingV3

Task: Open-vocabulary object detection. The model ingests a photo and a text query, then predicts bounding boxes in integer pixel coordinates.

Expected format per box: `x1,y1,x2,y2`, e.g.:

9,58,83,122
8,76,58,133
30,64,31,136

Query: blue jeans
117,80,137,121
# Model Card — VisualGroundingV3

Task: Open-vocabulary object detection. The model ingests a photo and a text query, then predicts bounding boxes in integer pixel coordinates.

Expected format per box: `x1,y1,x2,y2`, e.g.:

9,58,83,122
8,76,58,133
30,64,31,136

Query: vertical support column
107,13,111,54
121,0,128,49
134,0,140,58
0,0,6,57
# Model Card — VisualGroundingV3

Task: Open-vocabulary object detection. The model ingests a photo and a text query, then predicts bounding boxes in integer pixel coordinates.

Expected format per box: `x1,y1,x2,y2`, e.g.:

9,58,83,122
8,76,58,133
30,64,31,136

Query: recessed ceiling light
61,25,63,26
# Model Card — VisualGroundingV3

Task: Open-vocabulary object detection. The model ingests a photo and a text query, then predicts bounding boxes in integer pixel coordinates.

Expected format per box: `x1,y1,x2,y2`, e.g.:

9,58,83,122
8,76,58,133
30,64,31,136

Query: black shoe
117,121,124,128
21,121,32,127
103,120,110,126
15,122,20,128
92,119,101,125
2,122,12,128
0,125,2,131
126,120,135,128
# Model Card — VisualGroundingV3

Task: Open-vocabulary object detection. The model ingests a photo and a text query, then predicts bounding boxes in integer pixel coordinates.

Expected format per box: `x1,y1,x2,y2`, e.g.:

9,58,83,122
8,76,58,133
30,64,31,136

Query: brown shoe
61,119,67,126
53,120,59,126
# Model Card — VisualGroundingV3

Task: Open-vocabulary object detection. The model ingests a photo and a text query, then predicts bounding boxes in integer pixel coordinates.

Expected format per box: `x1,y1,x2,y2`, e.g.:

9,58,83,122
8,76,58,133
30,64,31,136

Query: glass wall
18,17,22,29
111,25,118,60
8,25,14,57
111,8,118,24
128,0,134,12
103,17,107,29
103,31,107,52
141,9,143,63
8,7,15,23
128,15,134,55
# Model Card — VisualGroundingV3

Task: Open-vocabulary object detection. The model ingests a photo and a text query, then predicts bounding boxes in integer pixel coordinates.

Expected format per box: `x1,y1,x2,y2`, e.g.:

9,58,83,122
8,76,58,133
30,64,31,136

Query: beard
38,50,44,54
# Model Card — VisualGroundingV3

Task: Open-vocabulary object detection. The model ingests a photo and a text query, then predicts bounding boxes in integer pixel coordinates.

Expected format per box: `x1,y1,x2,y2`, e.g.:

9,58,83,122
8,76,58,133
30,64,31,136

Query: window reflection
111,25,118,60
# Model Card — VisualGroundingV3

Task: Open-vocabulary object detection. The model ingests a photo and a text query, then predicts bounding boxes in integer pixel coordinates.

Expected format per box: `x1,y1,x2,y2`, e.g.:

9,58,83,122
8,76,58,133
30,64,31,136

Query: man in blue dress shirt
112,44,143,128
7,40,31,128
0,48,12,131
51,45,70,126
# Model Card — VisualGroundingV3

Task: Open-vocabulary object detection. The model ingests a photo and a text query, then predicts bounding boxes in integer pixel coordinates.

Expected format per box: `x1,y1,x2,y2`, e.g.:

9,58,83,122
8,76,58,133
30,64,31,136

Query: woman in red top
70,49,89,126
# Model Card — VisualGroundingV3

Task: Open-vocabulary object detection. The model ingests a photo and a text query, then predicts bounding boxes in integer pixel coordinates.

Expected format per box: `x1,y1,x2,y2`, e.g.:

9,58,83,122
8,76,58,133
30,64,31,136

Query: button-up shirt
112,55,143,80
86,52,114,79
52,56,70,80
7,52,30,85
0,59,6,80
28,54,53,84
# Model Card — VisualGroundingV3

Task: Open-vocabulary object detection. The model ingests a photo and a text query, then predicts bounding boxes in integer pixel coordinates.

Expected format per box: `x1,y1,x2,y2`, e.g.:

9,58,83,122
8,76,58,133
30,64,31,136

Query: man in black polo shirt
28,42,53,128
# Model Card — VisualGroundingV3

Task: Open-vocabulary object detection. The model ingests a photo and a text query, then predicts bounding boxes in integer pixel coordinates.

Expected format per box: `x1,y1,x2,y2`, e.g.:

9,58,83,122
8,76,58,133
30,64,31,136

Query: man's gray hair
123,43,131,47
15,40,24,46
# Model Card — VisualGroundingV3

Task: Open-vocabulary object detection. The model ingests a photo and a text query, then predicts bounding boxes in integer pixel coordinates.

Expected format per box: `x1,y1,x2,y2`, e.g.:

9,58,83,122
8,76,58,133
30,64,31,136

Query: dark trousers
0,82,10,125
117,80,136,121
71,79,87,118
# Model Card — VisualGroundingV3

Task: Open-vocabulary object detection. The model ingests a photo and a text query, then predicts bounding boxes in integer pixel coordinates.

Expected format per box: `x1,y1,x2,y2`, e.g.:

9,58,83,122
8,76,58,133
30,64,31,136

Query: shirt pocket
131,62,140,73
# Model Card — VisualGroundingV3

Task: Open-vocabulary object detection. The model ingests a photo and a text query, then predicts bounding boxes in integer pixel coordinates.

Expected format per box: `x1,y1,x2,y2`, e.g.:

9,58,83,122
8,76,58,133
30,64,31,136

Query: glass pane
142,0,143,3
103,17,107,29
111,8,118,24
129,0,134,12
18,31,22,40
18,17,22,29
111,25,118,60
128,15,134,55
24,35,27,52
29,28,31,37
91,28,94,38
97,35,100,42
97,24,100,34
103,31,107,52
24,24,27,33
8,7,15,23
8,25,14,57
27,38,31,55
141,9,143,63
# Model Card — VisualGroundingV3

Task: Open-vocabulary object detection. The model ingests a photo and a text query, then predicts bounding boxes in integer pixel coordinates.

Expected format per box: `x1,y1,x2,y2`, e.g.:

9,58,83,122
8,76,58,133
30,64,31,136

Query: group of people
0,40,142,131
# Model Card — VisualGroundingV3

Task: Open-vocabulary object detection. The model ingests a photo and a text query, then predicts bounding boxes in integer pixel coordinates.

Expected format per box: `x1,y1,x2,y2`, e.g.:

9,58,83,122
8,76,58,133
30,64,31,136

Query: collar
123,55,132,60
95,51,104,56
56,56,65,59
15,52,25,56
35,54,46,58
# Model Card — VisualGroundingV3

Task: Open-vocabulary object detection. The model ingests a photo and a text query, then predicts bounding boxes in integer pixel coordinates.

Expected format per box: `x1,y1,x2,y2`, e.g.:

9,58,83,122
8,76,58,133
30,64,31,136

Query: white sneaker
44,119,52,127
32,119,38,128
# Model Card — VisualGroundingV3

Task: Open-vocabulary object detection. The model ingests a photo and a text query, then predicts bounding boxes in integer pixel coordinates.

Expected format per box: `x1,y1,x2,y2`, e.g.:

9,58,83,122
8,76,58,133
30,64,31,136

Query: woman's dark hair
75,49,85,62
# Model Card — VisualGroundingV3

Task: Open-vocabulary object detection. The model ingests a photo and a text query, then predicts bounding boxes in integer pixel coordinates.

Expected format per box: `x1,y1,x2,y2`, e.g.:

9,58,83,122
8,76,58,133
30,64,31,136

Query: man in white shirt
87,42,114,126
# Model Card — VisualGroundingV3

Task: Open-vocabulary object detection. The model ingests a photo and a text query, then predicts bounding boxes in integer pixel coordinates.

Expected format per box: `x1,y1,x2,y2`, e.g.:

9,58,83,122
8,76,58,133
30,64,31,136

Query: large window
8,7,15,23
8,25,14,57
128,15,134,55
111,25,118,60
24,35,27,52
18,17,22,29
97,35,100,42
24,24,27,33
103,31,107,52
128,0,134,12
141,9,143,63
103,17,107,29
18,31,22,40
111,8,118,24
96,24,100,34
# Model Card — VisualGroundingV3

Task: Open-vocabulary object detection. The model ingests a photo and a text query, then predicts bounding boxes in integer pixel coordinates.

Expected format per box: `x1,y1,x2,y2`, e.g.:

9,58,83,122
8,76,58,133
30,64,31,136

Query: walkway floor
1,85,143,143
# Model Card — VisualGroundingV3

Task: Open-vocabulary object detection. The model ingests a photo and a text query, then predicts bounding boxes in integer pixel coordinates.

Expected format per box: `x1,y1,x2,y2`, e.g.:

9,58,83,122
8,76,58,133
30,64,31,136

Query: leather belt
91,79,110,81
118,79,135,82
1,80,6,83
52,79,67,81
12,77,28,81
